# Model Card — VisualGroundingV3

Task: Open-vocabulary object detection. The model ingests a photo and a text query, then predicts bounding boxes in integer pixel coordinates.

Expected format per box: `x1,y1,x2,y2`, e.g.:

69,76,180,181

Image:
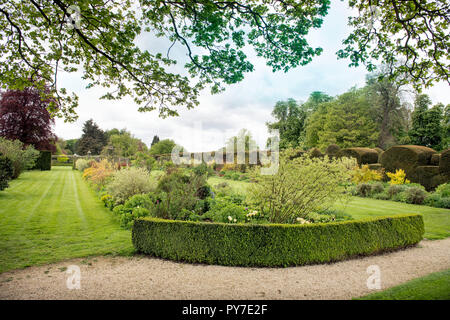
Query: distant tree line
267,71,449,152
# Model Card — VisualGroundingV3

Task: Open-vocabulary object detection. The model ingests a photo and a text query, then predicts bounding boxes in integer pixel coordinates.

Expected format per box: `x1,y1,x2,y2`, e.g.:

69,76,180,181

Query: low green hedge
132,214,424,267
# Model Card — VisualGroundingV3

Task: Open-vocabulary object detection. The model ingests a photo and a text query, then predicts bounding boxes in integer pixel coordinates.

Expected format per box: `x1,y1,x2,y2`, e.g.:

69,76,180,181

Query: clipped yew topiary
439,149,450,179
325,144,341,158
338,148,379,165
416,166,446,191
308,148,323,158
373,147,384,154
431,154,441,166
32,150,51,171
133,214,424,267
288,149,305,160
0,153,14,191
380,145,436,181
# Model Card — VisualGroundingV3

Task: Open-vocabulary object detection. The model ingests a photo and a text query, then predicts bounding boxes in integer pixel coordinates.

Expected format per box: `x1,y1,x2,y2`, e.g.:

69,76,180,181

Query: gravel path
1,238,449,300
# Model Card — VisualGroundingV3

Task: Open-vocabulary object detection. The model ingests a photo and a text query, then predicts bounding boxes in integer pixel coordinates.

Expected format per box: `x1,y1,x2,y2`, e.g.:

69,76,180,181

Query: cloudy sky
55,1,450,152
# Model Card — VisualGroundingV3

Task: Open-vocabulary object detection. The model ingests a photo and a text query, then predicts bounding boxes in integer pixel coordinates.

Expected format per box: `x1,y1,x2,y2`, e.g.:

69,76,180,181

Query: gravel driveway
1,238,449,300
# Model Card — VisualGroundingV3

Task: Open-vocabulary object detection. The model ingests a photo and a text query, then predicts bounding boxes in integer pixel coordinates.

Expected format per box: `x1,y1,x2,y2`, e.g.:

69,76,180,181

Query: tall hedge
0,153,14,191
338,147,379,165
132,214,424,267
439,149,450,179
380,145,436,180
33,151,51,171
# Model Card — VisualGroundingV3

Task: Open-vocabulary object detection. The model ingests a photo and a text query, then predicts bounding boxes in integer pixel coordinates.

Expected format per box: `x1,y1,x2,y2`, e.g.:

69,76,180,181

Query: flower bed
132,214,424,267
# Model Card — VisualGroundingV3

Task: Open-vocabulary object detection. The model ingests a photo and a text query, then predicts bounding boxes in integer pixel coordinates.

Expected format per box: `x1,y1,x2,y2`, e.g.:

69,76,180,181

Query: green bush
392,191,408,203
33,151,51,171
0,138,39,178
373,192,390,200
132,214,424,267
107,167,153,204
0,154,13,191
356,183,373,197
75,159,90,172
387,184,407,198
405,187,428,205
112,193,156,228
57,155,70,163
370,182,385,194
424,193,450,209
435,183,450,198
249,151,356,224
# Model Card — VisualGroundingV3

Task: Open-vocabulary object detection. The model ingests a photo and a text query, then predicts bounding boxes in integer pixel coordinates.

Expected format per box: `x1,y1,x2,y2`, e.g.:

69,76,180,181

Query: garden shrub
101,194,114,210
0,138,39,178
373,192,390,200
339,148,379,165
33,151,51,171
57,155,70,163
248,151,356,224
387,169,410,185
107,166,153,204
371,182,385,194
387,184,407,198
111,193,156,228
356,183,373,197
435,183,450,198
392,191,408,203
0,153,13,191
205,198,248,224
132,151,156,171
83,159,114,190
424,194,450,209
132,214,424,267
405,187,428,205
75,159,90,172
424,183,450,209
352,165,383,184
151,168,207,220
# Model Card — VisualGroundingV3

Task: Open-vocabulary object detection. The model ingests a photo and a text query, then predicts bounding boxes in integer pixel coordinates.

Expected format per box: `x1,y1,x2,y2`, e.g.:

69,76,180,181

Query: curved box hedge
132,214,424,267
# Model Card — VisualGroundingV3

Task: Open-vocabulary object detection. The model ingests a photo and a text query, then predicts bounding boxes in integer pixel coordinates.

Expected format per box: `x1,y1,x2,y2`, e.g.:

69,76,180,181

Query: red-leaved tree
0,87,56,152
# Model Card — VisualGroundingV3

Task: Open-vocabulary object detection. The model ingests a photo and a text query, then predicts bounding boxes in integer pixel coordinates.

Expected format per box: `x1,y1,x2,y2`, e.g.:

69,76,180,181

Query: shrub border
132,214,424,267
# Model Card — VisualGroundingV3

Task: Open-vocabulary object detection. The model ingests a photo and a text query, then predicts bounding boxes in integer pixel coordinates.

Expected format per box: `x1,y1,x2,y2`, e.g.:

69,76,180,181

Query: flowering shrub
387,169,410,185
82,159,114,190
75,159,90,172
100,194,114,210
248,150,356,224
107,167,153,204
57,155,70,163
352,165,382,184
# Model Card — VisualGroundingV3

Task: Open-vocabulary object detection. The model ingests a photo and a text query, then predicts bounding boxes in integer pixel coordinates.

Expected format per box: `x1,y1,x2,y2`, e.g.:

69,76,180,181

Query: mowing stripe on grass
0,167,133,273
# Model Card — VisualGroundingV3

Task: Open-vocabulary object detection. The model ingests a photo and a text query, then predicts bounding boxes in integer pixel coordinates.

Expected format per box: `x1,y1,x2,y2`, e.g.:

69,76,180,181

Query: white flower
228,216,233,221
233,218,237,223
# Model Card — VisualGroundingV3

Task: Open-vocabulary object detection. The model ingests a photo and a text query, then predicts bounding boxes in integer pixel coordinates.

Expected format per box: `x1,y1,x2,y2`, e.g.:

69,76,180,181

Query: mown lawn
355,269,450,300
0,167,133,273
207,177,450,240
